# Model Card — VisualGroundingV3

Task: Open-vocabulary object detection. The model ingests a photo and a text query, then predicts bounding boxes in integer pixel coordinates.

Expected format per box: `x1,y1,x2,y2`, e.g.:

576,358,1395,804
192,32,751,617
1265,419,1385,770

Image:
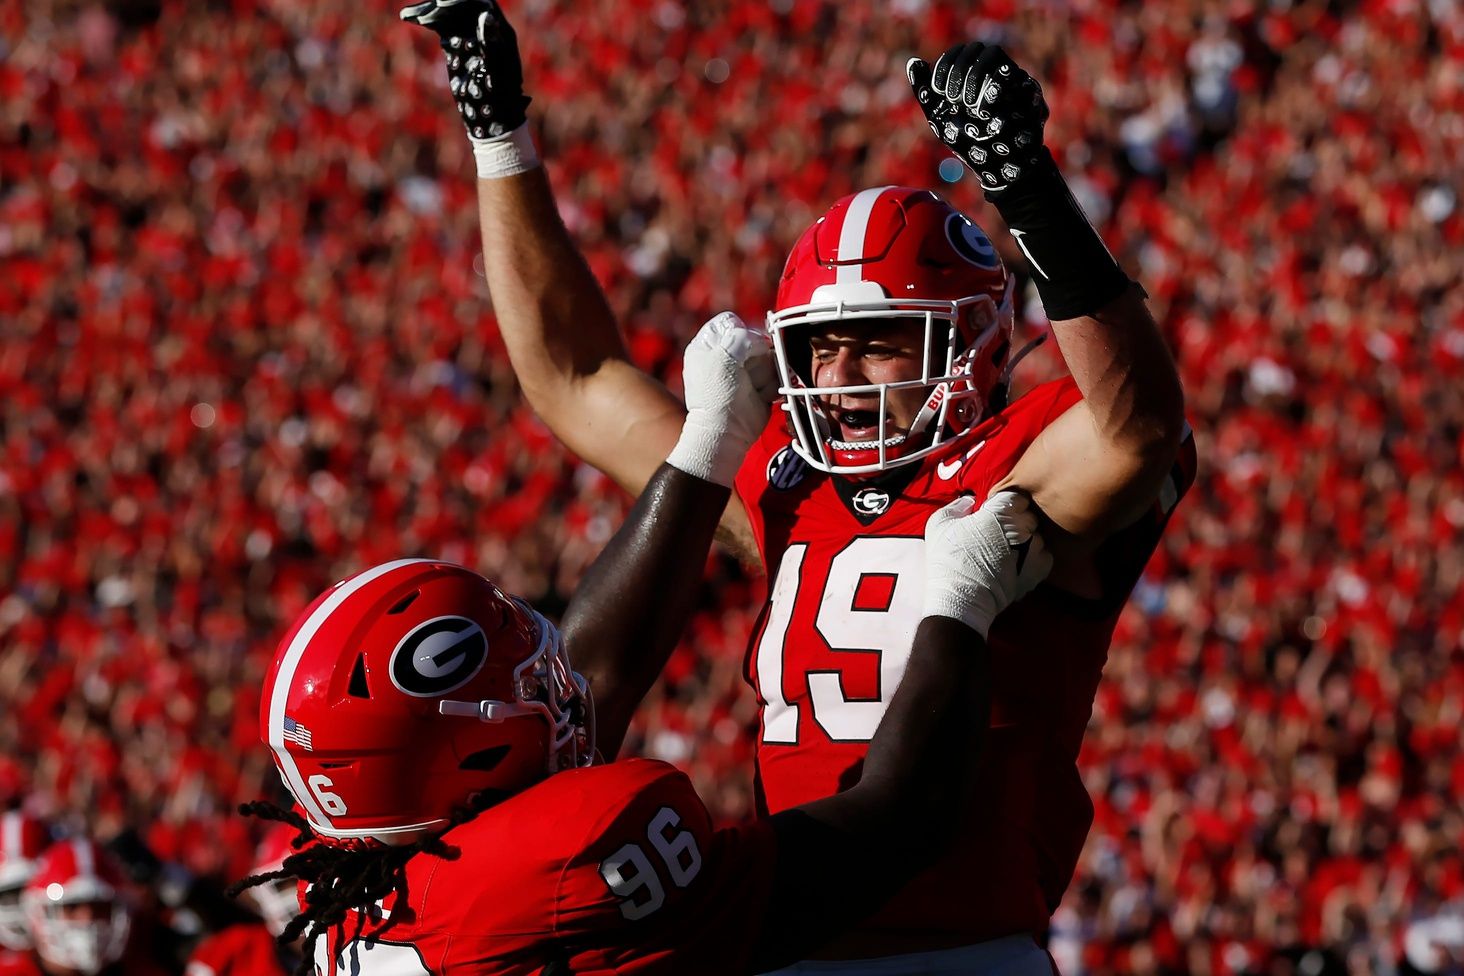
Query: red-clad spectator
3,0,1462,972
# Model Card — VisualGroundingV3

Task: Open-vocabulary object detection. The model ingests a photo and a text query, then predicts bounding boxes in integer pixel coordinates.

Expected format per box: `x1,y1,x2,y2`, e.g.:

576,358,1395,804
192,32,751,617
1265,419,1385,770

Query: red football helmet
768,186,1014,475
262,559,593,845
21,839,132,975
0,811,50,950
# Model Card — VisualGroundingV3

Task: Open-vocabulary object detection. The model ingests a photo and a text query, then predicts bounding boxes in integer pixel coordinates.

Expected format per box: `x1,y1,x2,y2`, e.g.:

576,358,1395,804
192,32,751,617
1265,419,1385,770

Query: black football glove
907,42,1049,195
908,42,1134,319
401,0,530,141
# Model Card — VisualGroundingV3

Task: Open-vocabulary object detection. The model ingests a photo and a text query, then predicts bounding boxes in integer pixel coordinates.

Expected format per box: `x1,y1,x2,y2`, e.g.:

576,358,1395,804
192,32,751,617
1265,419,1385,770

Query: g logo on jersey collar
852,487,891,517
390,615,489,698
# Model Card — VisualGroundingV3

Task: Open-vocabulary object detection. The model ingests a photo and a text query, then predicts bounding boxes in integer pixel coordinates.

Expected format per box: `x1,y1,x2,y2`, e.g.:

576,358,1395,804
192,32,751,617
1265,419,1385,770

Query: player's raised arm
401,0,759,561
559,313,777,758
909,44,1186,542
750,492,1053,970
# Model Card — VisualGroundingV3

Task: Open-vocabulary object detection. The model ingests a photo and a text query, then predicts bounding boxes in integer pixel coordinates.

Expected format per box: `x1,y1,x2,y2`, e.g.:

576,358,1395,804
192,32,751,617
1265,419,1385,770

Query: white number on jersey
755,536,925,743
598,805,704,920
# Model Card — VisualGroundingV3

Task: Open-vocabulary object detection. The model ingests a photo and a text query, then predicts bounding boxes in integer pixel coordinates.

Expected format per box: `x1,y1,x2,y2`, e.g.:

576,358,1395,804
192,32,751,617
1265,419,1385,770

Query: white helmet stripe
2,813,18,858
72,839,93,879
834,186,895,285
266,558,437,827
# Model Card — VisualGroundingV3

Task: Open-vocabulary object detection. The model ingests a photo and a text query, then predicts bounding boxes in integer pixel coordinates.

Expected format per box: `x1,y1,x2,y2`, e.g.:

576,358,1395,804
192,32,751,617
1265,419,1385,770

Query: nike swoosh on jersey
935,439,988,481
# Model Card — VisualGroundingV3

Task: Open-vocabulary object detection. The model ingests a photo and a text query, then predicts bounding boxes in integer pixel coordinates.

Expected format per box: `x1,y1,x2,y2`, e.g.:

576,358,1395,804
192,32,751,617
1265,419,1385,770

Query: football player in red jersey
409,2,1195,971
231,304,1054,974
0,839,168,976
185,824,302,976
237,824,305,948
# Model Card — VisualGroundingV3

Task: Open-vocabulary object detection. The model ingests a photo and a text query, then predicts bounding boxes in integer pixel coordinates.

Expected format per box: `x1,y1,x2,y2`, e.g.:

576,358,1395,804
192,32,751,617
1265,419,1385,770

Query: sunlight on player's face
806,319,936,445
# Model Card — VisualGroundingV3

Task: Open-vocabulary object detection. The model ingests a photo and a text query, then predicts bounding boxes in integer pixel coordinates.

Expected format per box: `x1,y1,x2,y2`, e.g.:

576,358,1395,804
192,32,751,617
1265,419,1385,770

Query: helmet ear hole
348,654,371,699
459,746,510,772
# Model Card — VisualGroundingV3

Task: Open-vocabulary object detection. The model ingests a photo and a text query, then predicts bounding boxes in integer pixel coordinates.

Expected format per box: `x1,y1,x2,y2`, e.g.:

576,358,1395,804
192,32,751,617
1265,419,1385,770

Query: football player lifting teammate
234,300,1054,973
407,1,1198,971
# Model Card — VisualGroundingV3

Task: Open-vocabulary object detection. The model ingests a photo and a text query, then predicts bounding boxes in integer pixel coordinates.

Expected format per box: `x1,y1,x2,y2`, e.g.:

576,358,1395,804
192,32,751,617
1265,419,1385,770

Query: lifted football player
406,1,1197,971
234,308,1053,974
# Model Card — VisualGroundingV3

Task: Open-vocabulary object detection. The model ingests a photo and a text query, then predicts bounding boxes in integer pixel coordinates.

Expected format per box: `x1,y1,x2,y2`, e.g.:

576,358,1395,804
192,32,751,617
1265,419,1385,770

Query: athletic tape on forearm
989,150,1134,321
471,123,540,180
921,595,996,641
666,418,745,489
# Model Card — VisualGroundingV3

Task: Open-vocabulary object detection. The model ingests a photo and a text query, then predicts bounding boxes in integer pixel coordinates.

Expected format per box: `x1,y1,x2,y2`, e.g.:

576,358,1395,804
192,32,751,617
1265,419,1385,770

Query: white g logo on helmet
389,616,490,697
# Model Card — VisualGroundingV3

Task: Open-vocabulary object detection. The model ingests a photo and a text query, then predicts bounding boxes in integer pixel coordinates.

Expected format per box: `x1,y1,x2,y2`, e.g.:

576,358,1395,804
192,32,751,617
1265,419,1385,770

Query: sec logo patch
767,445,808,491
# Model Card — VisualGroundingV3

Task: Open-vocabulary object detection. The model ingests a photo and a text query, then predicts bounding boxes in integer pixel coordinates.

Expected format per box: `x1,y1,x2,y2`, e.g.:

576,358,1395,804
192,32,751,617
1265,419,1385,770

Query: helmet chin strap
915,328,1050,435
906,336,985,441
1001,332,1048,388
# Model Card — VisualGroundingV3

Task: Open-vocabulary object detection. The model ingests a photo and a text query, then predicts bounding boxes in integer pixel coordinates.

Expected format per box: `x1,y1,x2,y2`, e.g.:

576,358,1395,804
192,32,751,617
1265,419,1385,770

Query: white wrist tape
921,492,1051,640
471,123,540,179
666,416,743,488
924,585,1002,640
664,311,777,488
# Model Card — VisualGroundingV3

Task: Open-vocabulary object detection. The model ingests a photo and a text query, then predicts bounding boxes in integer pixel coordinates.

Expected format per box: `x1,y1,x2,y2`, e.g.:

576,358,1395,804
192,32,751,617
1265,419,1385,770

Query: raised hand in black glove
401,0,530,142
907,42,1049,195
907,41,1133,319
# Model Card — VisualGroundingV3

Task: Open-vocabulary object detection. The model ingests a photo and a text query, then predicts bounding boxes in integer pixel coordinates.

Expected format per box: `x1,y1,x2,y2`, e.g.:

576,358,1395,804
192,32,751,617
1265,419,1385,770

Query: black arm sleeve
560,463,729,758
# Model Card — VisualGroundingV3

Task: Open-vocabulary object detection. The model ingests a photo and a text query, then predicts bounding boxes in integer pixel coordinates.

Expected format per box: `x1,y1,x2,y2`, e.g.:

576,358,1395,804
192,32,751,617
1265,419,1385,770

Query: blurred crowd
2,0,1463,973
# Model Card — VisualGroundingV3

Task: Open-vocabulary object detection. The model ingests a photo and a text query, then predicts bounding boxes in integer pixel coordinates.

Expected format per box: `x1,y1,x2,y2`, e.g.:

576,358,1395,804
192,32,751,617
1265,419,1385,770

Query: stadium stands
2,1,1461,971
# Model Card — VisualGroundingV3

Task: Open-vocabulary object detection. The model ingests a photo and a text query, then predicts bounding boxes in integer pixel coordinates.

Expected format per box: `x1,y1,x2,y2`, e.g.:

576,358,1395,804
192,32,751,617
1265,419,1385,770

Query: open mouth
827,408,908,451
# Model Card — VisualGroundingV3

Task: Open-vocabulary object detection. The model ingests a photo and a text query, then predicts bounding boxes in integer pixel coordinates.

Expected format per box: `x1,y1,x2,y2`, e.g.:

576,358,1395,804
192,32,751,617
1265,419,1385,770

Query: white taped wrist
666,416,746,488
471,123,540,179
922,591,997,640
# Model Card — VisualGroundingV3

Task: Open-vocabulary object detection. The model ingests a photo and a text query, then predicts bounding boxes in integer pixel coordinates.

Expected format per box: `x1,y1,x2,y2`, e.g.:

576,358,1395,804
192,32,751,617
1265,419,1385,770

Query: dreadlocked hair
228,799,489,976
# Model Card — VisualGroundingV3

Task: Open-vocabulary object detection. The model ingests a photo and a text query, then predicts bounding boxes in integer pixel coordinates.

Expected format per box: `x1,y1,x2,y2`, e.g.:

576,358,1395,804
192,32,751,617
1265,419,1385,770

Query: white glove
923,490,1053,638
666,312,779,487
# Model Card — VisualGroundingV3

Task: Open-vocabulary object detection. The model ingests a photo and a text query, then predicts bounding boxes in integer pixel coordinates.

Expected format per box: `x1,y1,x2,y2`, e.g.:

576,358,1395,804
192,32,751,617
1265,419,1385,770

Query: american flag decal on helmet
282,716,314,751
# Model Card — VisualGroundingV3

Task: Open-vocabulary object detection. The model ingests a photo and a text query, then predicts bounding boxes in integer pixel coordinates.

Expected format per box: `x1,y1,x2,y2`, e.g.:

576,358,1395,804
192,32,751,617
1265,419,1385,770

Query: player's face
807,319,932,446
55,901,109,923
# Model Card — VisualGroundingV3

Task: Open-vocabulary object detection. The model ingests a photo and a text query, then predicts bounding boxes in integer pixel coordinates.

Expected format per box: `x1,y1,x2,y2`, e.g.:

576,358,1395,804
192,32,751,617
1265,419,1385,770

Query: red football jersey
310,759,775,975
0,949,170,976
0,949,38,976
186,922,289,976
735,377,1197,947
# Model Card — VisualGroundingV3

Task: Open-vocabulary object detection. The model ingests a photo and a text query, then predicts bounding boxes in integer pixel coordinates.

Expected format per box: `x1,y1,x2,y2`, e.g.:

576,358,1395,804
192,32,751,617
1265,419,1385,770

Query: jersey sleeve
960,379,1198,615
552,760,777,973
1082,421,1198,613
957,377,1084,500
185,924,285,976
733,408,794,566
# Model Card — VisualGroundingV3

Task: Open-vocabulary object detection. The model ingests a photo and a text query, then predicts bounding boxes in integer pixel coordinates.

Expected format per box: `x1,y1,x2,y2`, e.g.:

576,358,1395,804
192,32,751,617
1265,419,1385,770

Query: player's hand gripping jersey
736,380,1197,944
310,760,775,976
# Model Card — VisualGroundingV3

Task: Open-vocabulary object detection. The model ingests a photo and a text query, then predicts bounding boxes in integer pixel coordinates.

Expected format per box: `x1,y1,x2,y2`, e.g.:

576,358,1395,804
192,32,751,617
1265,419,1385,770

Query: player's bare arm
750,492,1053,970
559,312,777,757
910,44,1186,550
402,0,761,564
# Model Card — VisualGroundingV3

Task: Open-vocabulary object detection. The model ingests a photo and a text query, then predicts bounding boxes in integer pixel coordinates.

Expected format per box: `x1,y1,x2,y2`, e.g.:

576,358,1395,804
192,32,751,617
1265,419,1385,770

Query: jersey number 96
598,806,703,920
